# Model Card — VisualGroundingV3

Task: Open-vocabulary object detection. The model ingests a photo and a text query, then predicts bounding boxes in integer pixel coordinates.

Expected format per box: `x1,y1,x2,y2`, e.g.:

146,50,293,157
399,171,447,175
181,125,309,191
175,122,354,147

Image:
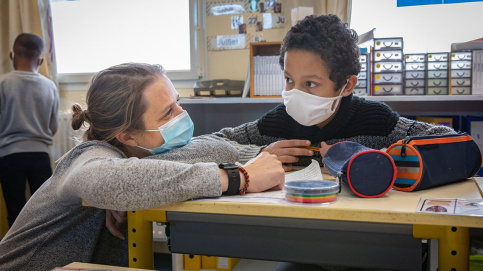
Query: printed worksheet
417,197,483,216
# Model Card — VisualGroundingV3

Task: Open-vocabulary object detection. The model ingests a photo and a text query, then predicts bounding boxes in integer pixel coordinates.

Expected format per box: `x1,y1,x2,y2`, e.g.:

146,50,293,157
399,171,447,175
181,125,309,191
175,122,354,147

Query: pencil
301,146,320,152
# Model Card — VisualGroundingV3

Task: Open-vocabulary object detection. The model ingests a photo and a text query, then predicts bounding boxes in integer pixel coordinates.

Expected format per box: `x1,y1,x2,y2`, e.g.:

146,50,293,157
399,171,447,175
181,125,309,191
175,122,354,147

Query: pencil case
323,141,397,198
386,132,482,192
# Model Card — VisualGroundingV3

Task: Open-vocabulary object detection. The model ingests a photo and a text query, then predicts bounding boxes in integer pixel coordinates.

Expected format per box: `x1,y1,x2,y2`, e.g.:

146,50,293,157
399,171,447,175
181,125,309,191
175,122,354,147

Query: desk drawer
374,50,403,62
451,86,471,95
405,53,426,63
427,52,449,62
427,87,449,95
373,84,403,95
427,70,448,79
451,51,472,61
406,71,425,79
374,73,403,84
405,79,425,88
374,62,403,73
404,87,425,95
427,79,448,87
374,38,404,50
451,78,471,87
353,88,368,96
451,70,471,78
427,62,449,70
451,61,472,70
405,63,426,71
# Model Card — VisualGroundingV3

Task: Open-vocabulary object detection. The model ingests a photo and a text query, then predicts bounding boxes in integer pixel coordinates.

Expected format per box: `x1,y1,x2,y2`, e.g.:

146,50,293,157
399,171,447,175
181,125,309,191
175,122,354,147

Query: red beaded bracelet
238,166,250,195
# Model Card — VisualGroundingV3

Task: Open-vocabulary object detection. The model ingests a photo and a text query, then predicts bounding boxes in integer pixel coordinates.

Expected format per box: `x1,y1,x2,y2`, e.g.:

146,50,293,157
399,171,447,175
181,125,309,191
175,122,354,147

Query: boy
214,14,455,170
0,33,59,226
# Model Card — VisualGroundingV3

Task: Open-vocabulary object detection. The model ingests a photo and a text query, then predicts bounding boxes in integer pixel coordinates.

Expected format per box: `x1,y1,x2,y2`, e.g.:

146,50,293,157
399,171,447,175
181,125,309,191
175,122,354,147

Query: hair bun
71,104,88,130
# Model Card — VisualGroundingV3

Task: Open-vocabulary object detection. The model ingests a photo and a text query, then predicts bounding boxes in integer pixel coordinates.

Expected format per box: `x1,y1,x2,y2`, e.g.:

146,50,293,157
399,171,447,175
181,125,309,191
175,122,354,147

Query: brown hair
72,63,166,151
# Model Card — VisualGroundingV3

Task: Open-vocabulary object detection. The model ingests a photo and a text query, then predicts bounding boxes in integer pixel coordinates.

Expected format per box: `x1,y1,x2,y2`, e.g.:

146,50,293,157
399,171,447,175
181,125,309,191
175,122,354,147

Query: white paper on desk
195,160,323,204
285,159,323,182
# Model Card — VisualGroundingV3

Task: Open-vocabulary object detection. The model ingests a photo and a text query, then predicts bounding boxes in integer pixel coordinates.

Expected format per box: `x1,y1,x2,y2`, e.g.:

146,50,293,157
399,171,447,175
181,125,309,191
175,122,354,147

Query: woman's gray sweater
0,135,241,271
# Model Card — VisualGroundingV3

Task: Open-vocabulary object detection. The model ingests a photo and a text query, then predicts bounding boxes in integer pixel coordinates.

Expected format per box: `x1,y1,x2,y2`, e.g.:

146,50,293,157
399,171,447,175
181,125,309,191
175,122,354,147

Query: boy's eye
306,81,316,88
285,77,293,84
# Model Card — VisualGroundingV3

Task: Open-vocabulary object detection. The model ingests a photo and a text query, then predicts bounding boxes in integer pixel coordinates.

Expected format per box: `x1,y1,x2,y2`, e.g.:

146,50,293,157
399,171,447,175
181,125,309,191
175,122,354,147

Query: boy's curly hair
279,14,361,91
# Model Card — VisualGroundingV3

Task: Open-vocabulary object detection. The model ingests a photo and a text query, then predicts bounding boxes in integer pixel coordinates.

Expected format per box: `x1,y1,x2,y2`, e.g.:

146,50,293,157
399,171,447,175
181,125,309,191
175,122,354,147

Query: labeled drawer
451,86,471,95
357,72,367,80
427,53,449,62
427,87,448,95
427,62,448,70
374,73,403,84
405,53,426,62
355,79,367,88
406,71,425,79
451,70,471,78
374,50,403,61
404,87,425,95
374,62,403,73
359,54,368,63
405,62,426,71
374,38,404,50
451,61,472,70
373,84,403,95
361,62,367,72
451,51,472,61
353,88,368,96
405,79,425,87
427,70,448,79
451,78,471,87
427,78,448,87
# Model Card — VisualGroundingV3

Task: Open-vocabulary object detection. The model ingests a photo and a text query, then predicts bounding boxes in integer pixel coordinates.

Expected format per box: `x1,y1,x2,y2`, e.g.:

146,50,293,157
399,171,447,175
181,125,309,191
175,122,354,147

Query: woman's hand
106,210,127,240
261,140,314,171
243,152,285,192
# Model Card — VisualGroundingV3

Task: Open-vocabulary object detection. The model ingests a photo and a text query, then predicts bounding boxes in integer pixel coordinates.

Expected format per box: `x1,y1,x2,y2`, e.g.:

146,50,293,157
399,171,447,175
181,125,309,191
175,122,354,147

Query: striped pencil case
386,132,482,191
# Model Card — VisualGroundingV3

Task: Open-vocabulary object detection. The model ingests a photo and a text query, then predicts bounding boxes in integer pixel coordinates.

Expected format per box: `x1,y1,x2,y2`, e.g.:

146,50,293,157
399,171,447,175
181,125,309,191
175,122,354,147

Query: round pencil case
323,141,396,198
386,132,482,191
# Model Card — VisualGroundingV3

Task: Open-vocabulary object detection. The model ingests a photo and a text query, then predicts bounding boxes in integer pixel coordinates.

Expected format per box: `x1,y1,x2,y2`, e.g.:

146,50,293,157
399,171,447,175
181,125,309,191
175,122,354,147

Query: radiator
51,111,84,161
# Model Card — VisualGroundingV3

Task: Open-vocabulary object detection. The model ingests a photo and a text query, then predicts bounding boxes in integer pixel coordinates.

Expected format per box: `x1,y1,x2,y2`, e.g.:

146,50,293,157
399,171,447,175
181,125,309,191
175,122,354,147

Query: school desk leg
414,224,469,271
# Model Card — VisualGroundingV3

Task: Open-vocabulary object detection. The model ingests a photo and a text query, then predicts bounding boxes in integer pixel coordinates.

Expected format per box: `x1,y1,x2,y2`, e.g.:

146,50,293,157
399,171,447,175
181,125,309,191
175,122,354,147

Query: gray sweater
0,71,59,156
0,135,239,270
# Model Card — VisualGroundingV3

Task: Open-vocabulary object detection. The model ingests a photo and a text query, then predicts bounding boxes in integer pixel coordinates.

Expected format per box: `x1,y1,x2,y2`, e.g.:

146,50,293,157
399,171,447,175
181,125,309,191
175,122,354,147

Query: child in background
0,63,284,271
215,14,455,171
0,33,59,226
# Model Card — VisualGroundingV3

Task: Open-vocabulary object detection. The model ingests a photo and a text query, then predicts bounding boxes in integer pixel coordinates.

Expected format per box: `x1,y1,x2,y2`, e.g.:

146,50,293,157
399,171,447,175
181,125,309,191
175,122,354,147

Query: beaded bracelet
238,166,250,195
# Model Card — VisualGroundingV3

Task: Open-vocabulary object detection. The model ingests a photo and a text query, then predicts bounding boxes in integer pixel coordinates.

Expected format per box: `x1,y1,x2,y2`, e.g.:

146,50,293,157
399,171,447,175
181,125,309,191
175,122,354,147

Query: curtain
0,0,57,83
279,0,351,34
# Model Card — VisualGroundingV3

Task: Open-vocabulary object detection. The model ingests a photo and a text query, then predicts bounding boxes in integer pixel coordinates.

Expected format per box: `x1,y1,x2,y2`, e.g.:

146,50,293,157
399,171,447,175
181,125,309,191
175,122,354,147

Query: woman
0,63,285,270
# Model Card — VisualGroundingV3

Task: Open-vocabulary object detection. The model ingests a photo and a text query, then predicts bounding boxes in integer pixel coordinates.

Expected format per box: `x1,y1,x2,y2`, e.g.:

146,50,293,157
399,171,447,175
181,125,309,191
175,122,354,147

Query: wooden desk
128,178,483,271
62,262,154,270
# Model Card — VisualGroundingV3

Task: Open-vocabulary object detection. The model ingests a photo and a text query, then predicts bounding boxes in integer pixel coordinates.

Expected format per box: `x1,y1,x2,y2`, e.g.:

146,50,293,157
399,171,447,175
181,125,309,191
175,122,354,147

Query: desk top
62,262,154,271
151,177,483,228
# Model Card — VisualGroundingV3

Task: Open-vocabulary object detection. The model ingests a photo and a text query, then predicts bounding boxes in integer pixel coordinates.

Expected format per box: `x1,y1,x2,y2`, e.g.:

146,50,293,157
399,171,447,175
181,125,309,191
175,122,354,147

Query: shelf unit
180,95,483,136
249,42,282,98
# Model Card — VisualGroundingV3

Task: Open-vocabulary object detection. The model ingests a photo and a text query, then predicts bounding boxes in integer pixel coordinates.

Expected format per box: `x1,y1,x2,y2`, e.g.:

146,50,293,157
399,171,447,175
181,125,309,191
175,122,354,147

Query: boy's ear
341,75,358,97
116,131,138,147
38,58,44,66
9,52,13,61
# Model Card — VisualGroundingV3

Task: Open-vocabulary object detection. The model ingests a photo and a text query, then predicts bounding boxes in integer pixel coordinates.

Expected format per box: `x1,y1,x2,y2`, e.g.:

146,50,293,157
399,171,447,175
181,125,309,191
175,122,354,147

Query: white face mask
282,82,348,126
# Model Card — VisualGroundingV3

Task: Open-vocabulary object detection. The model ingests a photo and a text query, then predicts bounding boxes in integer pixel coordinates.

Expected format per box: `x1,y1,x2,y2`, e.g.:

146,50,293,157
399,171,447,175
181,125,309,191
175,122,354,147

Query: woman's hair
71,63,166,150
279,14,361,90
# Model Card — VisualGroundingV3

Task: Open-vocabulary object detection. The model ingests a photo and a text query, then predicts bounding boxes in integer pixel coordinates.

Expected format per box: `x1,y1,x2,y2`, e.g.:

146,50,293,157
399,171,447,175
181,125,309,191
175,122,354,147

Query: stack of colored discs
284,180,339,204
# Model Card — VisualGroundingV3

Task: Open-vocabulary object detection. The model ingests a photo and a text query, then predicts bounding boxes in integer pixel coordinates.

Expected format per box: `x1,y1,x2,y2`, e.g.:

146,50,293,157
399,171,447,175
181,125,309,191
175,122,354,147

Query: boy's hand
106,210,127,240
319,142,332,157
262,140,314,171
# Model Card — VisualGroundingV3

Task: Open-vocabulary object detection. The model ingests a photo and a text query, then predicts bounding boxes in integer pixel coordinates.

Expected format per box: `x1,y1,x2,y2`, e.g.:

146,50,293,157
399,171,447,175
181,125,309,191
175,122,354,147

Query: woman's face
135,75,184,151
283,49,339,97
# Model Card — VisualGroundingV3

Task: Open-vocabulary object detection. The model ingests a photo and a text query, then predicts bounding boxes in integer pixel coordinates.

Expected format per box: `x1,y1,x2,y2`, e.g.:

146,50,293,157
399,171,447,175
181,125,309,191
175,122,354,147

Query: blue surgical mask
138,110,194,155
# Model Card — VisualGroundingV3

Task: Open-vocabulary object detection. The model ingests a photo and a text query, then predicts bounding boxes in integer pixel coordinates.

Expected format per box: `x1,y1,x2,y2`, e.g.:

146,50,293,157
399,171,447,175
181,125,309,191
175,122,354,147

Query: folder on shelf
216,257,240,271
201,255,217,269
184,254,201,270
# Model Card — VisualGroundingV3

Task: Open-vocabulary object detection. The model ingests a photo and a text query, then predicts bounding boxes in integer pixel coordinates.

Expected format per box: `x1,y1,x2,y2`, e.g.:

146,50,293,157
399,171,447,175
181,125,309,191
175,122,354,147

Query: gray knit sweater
0,71,59,157
0,135,238,270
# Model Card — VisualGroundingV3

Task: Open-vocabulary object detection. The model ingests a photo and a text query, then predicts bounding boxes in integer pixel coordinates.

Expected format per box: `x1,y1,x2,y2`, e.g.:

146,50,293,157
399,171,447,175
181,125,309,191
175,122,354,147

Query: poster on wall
207,0,247,16
263,13,285,29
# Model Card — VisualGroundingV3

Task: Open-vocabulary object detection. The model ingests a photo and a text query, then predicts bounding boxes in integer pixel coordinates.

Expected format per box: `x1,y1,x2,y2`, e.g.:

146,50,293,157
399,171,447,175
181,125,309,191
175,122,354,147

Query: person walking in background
0,33,59,227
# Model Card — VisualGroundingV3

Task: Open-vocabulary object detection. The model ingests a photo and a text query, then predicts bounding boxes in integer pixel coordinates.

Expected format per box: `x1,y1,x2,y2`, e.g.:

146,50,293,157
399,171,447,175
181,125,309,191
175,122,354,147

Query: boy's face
283,49,339,98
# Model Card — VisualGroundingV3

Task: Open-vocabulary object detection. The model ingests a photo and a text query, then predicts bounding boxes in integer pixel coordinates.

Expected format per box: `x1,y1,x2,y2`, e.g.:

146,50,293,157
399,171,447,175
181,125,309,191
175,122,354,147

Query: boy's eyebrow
284,71,324,81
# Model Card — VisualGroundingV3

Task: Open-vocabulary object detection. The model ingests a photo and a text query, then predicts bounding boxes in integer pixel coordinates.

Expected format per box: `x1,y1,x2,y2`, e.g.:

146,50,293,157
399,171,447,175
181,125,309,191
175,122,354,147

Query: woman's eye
164,108,172,117
285,77,293,84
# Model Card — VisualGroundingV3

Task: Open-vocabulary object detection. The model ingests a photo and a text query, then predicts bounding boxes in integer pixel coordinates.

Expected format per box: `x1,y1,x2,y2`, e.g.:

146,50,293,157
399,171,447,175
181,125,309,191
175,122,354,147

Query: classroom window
349,0,483,53
51,0,202,83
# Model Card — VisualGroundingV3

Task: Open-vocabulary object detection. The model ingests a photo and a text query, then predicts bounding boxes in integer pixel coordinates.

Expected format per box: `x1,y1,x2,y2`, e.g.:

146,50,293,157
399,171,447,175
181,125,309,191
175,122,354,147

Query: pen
301,146,320,152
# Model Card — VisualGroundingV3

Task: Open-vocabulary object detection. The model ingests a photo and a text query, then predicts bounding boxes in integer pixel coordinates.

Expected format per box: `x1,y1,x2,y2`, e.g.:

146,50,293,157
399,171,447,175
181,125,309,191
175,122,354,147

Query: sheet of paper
417,197,483,216
285,159,323,182
195,160,324,204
